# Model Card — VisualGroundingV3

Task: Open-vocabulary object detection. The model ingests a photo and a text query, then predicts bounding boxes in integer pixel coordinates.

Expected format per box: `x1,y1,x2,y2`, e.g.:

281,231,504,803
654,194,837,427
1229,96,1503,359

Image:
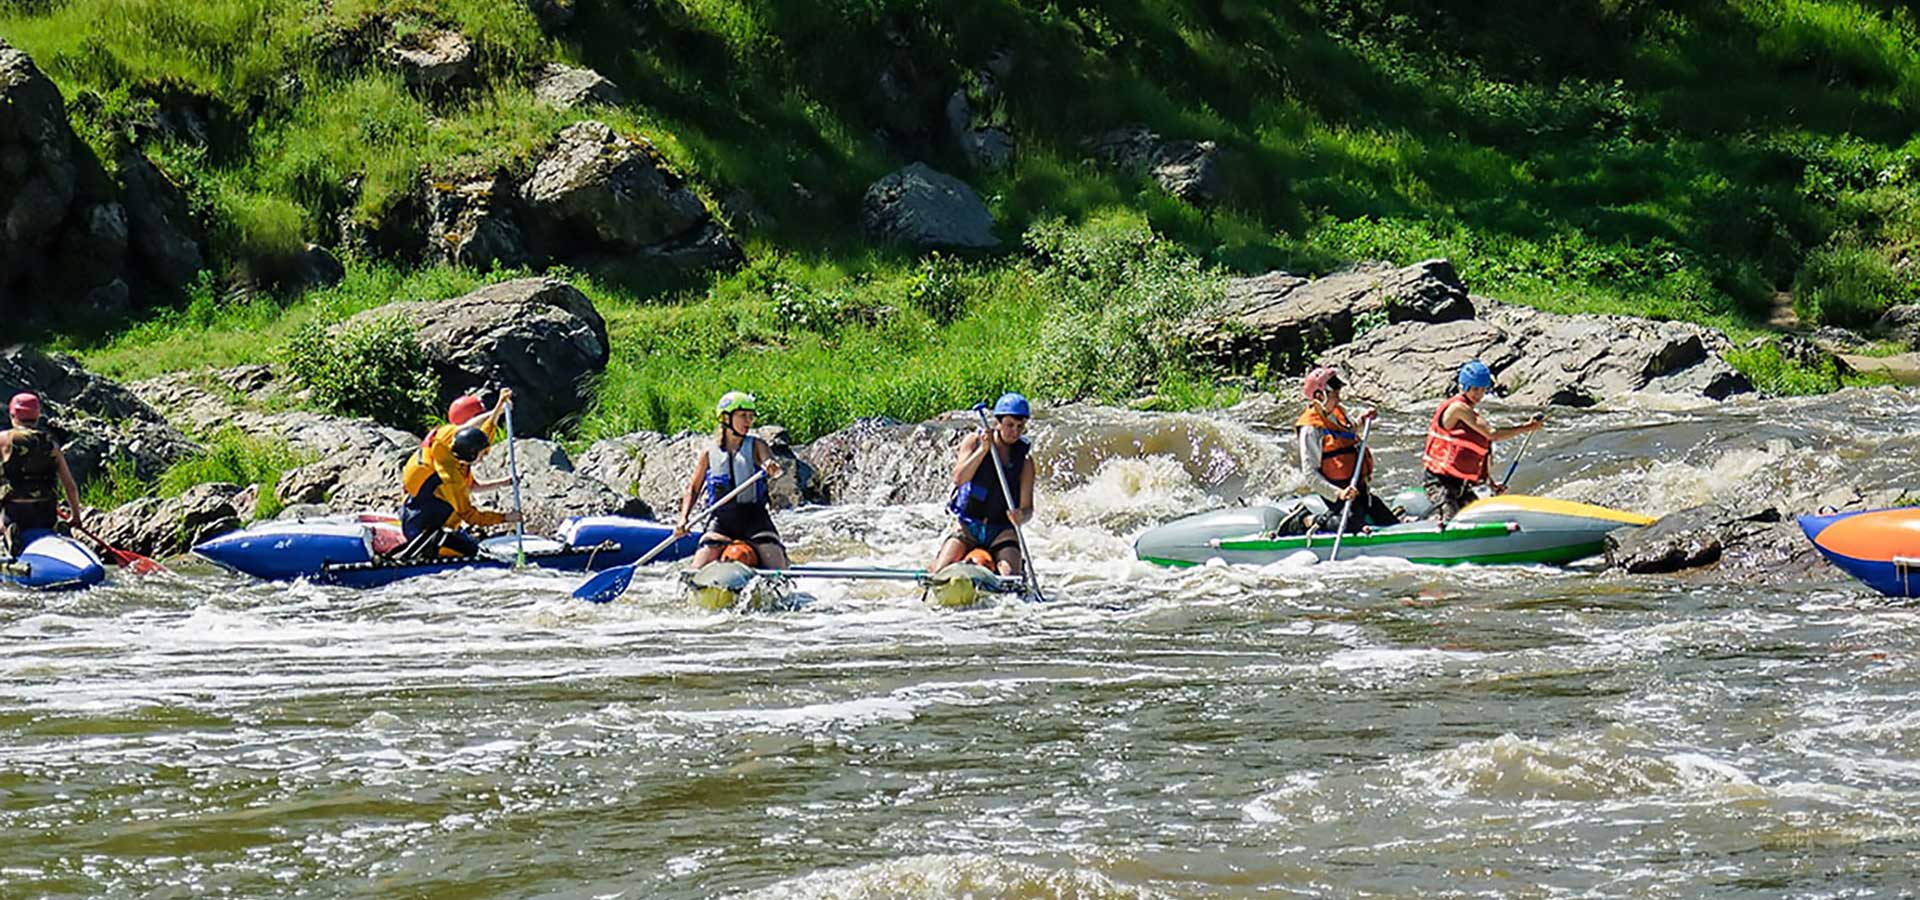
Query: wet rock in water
860,163,1000,250
1604,503,1827,582
338,277,609,436
575,427,817,516
1322,293,1753,408
518,120,739,270
800,415,975,507
94,483,247,557
382,28,475,91
1186,259,1475,373
0,346,196,485
1090,124,1227,206
533,63,622,109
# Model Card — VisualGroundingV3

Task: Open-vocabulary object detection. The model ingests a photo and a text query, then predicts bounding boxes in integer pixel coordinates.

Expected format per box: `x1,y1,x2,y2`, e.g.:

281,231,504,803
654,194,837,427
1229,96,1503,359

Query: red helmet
447,395,485,425
964,548,994,568
9,392,41,422
1302,367,1343,401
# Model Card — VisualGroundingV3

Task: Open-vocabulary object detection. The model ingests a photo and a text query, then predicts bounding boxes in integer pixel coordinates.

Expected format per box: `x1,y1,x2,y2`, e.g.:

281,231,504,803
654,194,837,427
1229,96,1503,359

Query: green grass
83,428,311,520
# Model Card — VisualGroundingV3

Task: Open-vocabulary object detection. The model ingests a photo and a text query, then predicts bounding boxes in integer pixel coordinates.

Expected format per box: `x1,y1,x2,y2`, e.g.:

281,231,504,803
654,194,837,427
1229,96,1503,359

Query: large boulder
860,163,999,250
0,345,196,484
472,438,650,534
0,38,130,318
1091,124,1227,206
1185,259,1476,373
338,278,609,435
1319,294,1752,409
94,483,248,558
518,120,739,269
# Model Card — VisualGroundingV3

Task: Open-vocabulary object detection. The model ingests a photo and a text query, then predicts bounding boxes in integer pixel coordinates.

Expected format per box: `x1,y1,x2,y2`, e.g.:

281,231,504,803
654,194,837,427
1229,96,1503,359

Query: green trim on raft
1215,522,1514,551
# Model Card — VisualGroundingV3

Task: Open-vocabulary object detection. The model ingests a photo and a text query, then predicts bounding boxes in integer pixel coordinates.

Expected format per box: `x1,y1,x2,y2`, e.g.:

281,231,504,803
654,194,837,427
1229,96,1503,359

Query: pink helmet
1302,367,1343,401
447,395,485,425
9,392,41,422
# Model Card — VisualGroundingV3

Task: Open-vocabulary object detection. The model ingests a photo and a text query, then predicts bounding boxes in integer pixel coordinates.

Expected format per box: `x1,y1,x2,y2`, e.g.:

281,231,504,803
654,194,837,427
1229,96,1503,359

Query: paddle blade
572,564,635,603
108,547,168,575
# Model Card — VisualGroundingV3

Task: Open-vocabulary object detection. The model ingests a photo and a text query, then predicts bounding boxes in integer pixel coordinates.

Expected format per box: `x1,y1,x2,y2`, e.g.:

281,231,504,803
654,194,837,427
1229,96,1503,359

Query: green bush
281,315,440,430
1025,215,1225,402
1724,339,1843,395
904,254,969,325
1793,244,1907,327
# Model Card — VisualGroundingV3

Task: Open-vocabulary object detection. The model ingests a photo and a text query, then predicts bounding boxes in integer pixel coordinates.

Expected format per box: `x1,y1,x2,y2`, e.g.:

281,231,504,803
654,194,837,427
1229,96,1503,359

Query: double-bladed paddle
572,469,768,603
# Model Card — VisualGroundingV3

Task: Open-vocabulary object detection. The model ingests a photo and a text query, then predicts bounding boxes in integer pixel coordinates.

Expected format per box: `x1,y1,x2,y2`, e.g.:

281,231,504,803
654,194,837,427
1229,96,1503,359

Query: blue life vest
948,436,1029,528
703,435,768,507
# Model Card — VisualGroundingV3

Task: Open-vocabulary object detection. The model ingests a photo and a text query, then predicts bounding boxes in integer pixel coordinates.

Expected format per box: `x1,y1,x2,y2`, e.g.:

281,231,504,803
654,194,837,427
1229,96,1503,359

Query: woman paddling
1296,367,1396,533
675,391,789,570
1421,360,1543,524
930,393,1036,577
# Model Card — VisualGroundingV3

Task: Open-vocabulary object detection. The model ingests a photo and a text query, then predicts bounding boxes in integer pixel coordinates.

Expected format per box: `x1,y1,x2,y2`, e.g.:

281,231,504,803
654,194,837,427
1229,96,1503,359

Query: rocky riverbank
3,259,1895,588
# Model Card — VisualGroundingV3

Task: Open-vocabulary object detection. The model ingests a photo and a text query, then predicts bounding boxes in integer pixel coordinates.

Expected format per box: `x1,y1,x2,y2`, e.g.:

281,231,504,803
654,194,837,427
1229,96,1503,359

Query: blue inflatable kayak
1799,506,1920,598
4,530,108,590
193,513,700,588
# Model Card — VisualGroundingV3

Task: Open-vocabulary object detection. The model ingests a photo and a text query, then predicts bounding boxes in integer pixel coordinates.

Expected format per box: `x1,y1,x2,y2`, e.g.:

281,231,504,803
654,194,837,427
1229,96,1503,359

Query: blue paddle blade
573,563,636,603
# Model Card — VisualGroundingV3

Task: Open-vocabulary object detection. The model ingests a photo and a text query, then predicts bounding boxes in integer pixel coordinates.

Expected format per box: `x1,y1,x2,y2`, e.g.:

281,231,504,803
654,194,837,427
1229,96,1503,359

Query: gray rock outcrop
1185,259,1476,372
860,163,999,250
519,120,739,269
338,278,610,435
1,346,196,485
1091,124,1226,206
533,64,623,109
421,174,528,269
94,483,248,558
382,28,475,91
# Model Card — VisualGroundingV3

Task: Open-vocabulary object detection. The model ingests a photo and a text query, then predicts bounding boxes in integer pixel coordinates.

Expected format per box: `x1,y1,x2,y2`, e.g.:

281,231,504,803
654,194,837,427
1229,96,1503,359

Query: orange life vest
1297,404,1374,486
1422,395,1491,482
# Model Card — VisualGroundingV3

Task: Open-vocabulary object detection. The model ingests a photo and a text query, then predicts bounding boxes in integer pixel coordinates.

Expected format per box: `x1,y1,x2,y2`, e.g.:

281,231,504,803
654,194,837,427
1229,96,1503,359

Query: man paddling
930,393,1036,578
674,391,789,570
395,426,522,559
1421,360,1543,523
1296,367,1396,533
409,390,515,497
0,393,83,559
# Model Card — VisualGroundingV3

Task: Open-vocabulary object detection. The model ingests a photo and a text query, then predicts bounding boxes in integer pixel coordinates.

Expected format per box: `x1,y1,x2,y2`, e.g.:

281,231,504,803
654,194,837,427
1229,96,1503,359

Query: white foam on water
733,852,1165,900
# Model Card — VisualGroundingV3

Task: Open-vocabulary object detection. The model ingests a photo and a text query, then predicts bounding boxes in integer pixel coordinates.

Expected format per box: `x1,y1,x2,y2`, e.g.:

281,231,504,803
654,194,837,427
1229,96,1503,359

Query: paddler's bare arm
54,449,82,529
951,432,991,485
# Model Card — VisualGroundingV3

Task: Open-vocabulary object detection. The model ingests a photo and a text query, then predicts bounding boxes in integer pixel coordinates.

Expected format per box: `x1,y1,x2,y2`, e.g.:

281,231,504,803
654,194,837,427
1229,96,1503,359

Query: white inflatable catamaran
1136,494,1653,567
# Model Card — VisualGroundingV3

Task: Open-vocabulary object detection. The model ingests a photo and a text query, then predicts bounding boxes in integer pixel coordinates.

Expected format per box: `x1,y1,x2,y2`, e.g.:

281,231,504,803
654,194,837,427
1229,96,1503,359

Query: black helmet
451,426,490,462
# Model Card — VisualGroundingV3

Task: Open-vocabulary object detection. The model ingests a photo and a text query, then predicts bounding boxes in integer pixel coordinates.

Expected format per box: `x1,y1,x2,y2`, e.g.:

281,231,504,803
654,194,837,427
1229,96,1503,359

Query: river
4,389,1918,898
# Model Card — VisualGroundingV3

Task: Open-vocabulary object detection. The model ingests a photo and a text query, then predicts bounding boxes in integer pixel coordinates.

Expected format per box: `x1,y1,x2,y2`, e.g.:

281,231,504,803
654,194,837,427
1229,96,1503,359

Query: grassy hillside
10,0,1920,442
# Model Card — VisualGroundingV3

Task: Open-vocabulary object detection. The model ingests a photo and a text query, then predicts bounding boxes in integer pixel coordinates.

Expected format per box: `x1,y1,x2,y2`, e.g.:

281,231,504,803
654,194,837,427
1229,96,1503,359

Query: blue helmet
1457,360,1494,391
991,392,1031,418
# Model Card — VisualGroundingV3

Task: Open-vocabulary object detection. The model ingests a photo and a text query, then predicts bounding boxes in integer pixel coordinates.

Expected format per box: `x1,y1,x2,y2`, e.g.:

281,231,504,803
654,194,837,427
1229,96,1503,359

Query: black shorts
704,503,780,544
